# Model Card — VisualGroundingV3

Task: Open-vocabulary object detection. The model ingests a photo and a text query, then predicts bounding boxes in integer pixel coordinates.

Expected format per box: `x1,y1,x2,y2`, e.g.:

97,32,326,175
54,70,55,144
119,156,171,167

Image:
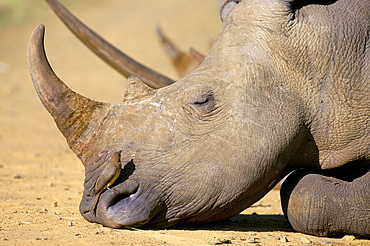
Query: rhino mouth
81,179,146,228
101,182,144,227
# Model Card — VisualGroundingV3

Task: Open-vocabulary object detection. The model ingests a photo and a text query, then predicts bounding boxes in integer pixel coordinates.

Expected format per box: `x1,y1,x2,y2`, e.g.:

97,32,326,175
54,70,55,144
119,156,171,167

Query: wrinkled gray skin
27,0,369,238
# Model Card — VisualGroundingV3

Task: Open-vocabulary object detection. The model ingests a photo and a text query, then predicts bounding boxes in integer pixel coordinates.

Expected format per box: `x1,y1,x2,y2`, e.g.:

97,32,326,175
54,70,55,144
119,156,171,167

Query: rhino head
28,0,369,231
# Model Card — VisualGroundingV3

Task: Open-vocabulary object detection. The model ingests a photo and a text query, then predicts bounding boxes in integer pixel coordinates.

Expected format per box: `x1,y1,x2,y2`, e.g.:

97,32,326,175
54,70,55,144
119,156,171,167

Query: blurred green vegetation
0,0,40,26
0,0,21,25
0,0,94,27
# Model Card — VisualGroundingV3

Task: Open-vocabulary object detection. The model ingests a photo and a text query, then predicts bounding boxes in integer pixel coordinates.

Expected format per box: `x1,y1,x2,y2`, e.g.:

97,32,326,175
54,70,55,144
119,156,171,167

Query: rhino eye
183,87,219,119
186,90,217,118
192,90,215,107
193,94,213,106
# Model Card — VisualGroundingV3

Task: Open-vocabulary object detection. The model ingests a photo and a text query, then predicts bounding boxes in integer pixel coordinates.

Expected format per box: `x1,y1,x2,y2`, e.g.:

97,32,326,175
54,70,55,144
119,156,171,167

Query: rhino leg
281,163,370,238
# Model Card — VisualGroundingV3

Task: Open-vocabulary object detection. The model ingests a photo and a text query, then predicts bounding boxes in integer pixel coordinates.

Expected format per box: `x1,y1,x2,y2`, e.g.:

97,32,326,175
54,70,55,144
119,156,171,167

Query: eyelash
193,97,210,106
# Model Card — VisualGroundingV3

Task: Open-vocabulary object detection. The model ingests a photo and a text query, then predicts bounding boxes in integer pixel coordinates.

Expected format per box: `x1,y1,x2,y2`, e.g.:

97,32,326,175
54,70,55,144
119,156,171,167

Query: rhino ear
220,0,298,22
123,76,154,101
218,0,241,22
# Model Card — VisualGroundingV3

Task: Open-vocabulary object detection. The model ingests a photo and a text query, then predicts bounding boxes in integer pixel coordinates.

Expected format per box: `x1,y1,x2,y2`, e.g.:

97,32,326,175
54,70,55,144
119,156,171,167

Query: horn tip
37,24,45,29
28,24,46,49
34,24,46,35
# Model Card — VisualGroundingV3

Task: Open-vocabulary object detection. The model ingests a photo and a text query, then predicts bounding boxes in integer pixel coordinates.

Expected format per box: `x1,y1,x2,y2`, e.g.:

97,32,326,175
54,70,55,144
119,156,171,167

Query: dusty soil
0,0,369,245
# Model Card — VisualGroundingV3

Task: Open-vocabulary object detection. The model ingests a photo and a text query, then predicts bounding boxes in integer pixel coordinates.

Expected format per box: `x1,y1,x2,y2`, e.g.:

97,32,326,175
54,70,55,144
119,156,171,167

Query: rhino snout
80,179,145,228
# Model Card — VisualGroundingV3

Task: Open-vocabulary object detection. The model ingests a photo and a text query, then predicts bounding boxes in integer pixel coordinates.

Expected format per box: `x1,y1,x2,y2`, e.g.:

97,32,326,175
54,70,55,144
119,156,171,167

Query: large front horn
27,24,107,157
44,0,174,89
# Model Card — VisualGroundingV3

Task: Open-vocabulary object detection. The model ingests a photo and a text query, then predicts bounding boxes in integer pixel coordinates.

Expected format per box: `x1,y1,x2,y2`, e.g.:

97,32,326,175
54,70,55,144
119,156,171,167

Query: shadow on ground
177,214,293,232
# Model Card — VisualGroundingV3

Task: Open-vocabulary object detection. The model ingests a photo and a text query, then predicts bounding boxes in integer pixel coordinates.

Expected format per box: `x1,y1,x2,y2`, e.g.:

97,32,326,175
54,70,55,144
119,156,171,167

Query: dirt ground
0,0,369,245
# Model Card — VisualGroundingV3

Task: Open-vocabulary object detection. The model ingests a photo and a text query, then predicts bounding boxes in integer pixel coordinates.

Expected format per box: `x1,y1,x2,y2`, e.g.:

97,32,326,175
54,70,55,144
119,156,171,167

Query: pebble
218,238,232,244
37,207,48,213
68,221,73,227
35,237,48,240
208,238,232,245
52,201,58,207
246,237,258,243
13,174,22,179
320,240,339,244
301,237,312,244
342,235,355,241
279,236,289,242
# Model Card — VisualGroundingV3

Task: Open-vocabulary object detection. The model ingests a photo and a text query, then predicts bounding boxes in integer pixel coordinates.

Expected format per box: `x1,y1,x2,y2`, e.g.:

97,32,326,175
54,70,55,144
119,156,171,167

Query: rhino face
78,77,239,228
28,0,311,228
75,76,300,228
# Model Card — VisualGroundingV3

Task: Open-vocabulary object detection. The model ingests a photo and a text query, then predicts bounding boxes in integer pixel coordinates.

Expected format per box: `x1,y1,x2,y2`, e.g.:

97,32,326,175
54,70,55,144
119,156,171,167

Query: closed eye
183,86,219,119
193,96,211,106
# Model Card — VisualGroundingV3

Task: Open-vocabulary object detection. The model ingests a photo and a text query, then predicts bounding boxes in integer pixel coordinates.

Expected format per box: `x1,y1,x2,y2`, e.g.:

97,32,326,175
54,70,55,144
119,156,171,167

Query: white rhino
27,0,369,238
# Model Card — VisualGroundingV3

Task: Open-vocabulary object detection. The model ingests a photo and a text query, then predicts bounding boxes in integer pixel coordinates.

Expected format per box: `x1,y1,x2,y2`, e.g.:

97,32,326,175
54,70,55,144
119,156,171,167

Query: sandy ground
0,0,369,245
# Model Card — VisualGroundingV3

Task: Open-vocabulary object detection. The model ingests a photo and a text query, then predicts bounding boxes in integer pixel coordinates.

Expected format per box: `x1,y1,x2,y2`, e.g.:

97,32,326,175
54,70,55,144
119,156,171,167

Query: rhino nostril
110,186,139,207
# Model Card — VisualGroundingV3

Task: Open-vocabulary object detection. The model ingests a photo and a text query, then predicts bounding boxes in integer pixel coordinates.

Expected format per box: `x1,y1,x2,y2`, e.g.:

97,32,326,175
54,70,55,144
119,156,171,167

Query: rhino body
28,0,369,237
